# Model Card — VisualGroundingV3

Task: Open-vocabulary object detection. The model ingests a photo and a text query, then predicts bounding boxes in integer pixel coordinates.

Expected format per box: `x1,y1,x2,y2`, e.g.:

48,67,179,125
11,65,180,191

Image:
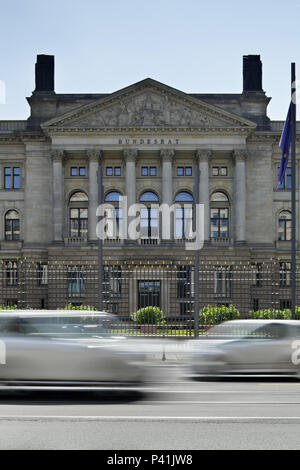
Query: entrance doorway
138,280,161,308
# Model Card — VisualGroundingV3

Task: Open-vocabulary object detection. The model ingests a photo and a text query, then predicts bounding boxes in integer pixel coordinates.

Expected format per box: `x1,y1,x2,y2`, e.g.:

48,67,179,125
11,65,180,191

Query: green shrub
249,307,300,320
0,305,18,310
131,306,165,325
60,304,97,311
199,304,240,325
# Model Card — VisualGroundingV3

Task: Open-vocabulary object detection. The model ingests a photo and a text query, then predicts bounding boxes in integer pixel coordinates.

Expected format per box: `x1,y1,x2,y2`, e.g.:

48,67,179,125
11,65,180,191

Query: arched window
278,210,291,241
104,191,123,238
139,191,159,202
69,191,88,202
69,191,88,238
210,191,229,239
5,210,20,241
139,191,159,239
174,191,193,203
104,191,123,202
174,192,194,239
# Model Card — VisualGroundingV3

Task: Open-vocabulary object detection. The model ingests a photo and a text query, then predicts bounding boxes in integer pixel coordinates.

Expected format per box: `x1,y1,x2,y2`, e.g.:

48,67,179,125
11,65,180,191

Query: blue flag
278,103,292,188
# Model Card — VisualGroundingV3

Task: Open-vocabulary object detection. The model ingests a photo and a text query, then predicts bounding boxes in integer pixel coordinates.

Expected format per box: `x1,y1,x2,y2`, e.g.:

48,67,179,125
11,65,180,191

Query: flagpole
291,62,296,319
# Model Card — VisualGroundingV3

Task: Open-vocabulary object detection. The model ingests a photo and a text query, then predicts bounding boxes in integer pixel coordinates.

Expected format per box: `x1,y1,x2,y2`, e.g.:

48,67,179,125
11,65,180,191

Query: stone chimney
243,55,263,93
34,54,55,93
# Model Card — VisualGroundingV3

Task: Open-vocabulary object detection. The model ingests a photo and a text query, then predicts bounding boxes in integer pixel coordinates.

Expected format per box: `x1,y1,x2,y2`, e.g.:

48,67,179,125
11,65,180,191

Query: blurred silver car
0,310,145,389
190,320,300,377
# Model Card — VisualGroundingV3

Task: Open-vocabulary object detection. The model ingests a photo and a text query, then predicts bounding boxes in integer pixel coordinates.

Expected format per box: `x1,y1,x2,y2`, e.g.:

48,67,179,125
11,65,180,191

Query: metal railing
0,121,27,132
0,259,298,336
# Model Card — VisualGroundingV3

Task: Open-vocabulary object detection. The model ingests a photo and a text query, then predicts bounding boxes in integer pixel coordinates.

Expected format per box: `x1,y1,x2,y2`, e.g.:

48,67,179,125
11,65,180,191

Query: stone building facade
0,54,298,314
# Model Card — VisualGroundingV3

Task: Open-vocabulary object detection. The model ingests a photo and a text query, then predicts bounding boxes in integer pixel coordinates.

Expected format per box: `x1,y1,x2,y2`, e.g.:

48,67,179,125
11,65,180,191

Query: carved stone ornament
195,149,212,162
234,149,247,162
58,89,242,129
123,148,138,162
50,149,65,162
86,149,102,163
160,149,175,162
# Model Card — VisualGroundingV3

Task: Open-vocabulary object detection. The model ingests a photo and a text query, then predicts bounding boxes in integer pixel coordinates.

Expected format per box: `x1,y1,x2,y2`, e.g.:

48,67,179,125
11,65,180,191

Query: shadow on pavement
0,389,146,404
191,375,300,383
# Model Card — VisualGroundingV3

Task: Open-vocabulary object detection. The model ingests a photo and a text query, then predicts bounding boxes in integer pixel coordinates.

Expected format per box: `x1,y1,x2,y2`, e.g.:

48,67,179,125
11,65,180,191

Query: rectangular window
13,168,20,189
103,266,122,300
140,207,159,238
6,261,18,287
185,167,192,176
68,267,85,297
279,262,291,287
4,167,20,189
177,266,194,299
79,167,86,176
114,167,121,176
38,263,48,286
4,167,11,188
214,268,232,298
70,167,78,176
251,263,262,288
5,214,20,241
220,167,228,176
141,167,148,176
177,167,184,176
278,167,292,190
150,167,157,176
210,208,229,238
106,167,113,176
212,167,219,176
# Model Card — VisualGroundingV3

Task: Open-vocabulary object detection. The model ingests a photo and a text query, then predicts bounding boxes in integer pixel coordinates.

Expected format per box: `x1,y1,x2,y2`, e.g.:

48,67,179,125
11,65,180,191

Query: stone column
124,149,138,243
196,149,211,242
51,150,65,243
161,149,175,206
234,149,247,244
160,149,175,242
87,149,102,242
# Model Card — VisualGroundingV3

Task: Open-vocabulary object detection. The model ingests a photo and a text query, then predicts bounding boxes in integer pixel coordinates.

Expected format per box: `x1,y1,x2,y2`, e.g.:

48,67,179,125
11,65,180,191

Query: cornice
43,126,254,137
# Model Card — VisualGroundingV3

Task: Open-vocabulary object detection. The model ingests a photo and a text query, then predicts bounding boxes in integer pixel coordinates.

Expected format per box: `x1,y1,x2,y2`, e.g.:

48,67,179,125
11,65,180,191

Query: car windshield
0,313,117,339
205,322,289,340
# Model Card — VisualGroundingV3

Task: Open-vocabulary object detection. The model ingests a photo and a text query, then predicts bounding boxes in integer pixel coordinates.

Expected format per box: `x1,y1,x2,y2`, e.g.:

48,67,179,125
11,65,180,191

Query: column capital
160,149,175,162
195,149,212,162
233,149,247,162
123,148,138,162
86,149,103,163
50,149,65,163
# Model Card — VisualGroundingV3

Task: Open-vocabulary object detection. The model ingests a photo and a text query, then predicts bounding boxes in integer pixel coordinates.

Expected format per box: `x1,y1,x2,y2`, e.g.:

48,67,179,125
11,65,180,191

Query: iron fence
0,259,298,337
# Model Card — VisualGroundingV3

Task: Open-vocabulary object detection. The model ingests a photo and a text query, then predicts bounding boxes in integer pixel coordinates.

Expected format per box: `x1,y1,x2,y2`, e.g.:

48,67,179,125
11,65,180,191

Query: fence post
194,166,200,338
97,164,103,311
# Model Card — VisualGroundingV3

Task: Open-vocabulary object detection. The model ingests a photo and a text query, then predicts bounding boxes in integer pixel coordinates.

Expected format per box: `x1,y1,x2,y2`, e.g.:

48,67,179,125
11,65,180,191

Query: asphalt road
1,367,300,449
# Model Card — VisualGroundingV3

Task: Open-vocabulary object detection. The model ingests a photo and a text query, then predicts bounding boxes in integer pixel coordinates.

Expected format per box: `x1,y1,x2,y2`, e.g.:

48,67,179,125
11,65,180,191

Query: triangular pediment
42,78,256,130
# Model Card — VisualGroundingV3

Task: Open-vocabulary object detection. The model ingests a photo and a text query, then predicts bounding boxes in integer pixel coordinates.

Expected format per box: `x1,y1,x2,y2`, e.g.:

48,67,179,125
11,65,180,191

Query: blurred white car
190,320,300,377
0,311,145,389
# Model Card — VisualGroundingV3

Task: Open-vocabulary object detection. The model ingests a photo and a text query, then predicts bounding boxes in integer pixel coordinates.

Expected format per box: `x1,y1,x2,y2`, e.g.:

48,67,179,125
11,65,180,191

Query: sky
0,0,300,120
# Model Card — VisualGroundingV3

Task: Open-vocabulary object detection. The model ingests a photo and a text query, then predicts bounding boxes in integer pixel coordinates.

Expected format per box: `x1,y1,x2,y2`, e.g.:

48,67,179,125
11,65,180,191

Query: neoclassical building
0,54,298,313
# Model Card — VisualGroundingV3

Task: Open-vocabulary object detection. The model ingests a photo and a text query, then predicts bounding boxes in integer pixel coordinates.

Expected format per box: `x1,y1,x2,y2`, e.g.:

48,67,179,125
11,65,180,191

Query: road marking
145,401,300,404
0,415,300,423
